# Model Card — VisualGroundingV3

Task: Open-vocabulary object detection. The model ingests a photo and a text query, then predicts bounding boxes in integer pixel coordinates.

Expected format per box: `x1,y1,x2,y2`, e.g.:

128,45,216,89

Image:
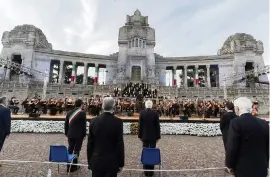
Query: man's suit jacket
87,112,124,172
138,108,161,142
64,108,86,139
220,111,237,146
0,105,11,137
226,113,269,177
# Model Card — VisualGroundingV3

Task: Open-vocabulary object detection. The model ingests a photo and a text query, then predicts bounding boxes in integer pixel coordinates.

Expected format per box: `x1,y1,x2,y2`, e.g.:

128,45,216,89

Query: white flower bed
160,123,222,136
11,120,221,136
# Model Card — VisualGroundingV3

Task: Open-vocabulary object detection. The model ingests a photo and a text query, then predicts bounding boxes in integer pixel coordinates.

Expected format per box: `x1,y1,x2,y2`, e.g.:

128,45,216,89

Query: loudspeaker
180,115,189,121
29,113,40,118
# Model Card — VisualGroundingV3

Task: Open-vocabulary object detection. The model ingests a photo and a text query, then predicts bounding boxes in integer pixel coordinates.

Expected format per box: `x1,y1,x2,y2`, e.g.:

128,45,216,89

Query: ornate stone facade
0,10,267,88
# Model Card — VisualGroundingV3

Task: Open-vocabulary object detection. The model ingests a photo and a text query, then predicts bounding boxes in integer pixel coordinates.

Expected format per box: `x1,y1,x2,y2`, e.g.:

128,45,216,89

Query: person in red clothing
251,101,258,116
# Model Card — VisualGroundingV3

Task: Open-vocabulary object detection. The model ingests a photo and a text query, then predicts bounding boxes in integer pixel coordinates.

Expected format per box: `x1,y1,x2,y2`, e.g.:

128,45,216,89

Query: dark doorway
245,62,254,87
131,66,141,81
50,60,60,83
210,65,219,87
10,55,22,81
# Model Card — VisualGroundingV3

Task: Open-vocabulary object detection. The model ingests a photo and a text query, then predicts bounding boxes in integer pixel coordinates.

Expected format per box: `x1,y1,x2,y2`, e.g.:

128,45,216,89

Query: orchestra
6,83,261,118
8,95,240,118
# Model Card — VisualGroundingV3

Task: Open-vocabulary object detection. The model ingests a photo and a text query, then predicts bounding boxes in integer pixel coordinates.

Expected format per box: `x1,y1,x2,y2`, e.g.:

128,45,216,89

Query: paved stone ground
0,134,233,177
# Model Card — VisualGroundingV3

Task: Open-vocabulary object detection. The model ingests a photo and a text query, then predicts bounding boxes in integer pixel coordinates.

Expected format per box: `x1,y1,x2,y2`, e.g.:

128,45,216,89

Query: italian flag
195,68,199,85
71,66,75,84
173,69,177,85
94,66,98,84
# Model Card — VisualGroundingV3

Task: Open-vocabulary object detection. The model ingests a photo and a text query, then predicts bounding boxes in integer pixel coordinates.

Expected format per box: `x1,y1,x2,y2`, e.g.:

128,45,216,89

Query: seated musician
28,99,38,113
40,99,48,114
9,97,20,114
49,98,58,115
172,100,180,117
65,98,74,112
219,102,226,118
56,99,64,114
21,98,30,114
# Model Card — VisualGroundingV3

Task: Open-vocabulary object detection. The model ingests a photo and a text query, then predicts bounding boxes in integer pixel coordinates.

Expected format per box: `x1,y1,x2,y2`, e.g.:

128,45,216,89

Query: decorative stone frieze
219,33,264,55
2,25,52,51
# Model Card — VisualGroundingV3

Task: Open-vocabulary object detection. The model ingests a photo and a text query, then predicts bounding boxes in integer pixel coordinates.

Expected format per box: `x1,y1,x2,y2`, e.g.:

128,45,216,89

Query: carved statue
245,40,253,48
117,65,126,76
147,66,155,77
256,40,264,52
1,31,9,42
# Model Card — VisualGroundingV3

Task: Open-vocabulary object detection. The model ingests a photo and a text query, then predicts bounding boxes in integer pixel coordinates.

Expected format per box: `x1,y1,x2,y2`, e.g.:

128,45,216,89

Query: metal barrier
0,160,232,177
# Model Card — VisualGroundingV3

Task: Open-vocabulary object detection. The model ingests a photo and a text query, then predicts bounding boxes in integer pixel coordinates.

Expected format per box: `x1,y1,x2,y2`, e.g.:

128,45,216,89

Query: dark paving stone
0,134,233,177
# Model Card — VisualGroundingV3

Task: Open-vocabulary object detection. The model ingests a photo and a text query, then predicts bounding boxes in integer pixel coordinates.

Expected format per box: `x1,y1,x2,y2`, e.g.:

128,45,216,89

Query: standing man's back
226,97,269,177
0,97,11,167
219,101,237,150
138,100,161,177
64,99,86,172
87,97,124,177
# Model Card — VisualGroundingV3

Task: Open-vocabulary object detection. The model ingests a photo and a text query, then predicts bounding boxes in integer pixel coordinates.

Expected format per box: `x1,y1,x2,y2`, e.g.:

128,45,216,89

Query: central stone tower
115,10,156,84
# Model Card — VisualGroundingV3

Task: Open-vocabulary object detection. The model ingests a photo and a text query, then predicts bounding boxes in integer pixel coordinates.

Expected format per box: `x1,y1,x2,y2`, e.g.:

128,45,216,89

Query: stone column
133,39,136,47
173,66,177,86
206,65,211,87
253,63,258,76
194,65,199,87
5,68,10,81
184,65,187,88
83,62,88,85
58,60,64,84
72,61,76,84
5,57,11,81
94,64,99,85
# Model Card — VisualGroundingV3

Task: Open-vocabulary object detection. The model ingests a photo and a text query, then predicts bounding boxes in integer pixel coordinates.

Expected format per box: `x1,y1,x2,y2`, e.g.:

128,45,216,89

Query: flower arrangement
11,120,222,137
130,122,139,135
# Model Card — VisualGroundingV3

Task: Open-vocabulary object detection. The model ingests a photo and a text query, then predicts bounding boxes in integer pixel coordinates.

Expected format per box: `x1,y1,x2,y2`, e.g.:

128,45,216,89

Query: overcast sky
0,0,269,64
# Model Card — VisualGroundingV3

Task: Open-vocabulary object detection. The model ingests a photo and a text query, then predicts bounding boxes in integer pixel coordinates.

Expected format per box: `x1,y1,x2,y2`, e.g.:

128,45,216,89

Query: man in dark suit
219,101,237,150
0,97,11,167
65,99,86,172
138,100,161,177
87,97,124,177
226,97,269,177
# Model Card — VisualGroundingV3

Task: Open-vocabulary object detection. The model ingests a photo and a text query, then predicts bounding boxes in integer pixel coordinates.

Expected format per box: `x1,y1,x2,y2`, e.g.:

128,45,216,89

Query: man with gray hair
0,97,11,167
226,97,269,177
138,99,161,177
87,97,124,177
